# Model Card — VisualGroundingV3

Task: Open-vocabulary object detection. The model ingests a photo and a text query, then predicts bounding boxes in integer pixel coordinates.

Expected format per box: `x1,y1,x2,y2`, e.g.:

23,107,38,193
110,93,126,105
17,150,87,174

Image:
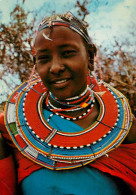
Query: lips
50,77,71,88
54,79,69,84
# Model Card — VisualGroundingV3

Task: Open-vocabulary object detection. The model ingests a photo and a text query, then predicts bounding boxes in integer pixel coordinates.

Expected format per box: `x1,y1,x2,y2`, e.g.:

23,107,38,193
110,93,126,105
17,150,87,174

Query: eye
37,55,50,64
62,50,76,58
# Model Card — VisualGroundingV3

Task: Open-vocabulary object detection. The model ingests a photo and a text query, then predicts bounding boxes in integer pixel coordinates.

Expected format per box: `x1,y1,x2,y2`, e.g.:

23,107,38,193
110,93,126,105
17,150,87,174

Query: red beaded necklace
46,87,95,121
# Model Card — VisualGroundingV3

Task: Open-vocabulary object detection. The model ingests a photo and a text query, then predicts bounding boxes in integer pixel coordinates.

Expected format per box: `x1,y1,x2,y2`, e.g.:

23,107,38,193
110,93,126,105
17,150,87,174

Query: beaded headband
33,11,96,56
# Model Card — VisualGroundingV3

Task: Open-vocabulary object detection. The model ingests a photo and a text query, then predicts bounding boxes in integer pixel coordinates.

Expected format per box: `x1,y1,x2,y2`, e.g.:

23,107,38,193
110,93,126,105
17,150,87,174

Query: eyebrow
37,49,49,53
59,44,78,49
36,43,78,54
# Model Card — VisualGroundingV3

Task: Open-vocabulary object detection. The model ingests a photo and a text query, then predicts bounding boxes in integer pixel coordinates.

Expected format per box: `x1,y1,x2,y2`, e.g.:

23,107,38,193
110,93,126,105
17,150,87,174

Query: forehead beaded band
37,11,93,47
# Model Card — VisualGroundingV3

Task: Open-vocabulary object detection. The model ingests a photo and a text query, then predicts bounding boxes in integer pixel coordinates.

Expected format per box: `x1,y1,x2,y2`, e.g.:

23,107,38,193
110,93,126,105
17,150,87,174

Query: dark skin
0,26,136,159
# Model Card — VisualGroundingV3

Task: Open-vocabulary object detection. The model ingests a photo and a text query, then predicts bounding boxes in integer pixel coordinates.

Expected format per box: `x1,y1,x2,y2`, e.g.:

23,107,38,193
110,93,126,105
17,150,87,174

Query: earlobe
87,45,96,71
88,56,94,71
88,62,93,71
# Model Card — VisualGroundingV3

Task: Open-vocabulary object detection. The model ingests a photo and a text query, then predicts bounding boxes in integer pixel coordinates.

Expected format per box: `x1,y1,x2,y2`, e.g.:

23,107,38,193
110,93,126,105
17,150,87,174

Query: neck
46,86,94,110
45,86,96,122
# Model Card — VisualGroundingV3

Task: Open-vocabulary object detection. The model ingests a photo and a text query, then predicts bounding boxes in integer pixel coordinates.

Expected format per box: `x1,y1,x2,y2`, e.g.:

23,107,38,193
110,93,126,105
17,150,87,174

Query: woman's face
35,26,89,99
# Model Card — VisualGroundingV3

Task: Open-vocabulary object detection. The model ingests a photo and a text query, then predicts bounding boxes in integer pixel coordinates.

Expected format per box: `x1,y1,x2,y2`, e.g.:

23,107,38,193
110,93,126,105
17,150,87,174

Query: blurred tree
0,4,36,84
97,40,136,115
75,0,89,21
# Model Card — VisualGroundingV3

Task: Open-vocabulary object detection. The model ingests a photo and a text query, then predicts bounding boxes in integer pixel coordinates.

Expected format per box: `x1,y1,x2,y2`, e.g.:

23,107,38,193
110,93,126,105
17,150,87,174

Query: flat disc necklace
4,77,133,170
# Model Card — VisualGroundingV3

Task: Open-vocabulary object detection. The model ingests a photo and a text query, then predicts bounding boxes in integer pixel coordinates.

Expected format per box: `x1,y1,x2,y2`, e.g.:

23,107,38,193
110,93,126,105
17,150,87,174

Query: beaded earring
26,64,36,90
92,55,106,96
41,80,44,90
88,68,91,76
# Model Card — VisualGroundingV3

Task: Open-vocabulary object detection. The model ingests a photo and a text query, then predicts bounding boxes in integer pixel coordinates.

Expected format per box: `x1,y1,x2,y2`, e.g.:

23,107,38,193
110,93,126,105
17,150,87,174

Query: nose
49,56,65,74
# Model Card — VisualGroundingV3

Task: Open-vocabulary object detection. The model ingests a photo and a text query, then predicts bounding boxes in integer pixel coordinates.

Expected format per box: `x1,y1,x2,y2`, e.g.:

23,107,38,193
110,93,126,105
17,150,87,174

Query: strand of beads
49,87,94,107
46,87,95,121
54,99,95,121
49,86,89,107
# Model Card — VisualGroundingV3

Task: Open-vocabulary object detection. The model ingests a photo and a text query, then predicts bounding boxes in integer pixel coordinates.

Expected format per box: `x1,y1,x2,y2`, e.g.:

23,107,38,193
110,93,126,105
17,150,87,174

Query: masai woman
0,12,136,195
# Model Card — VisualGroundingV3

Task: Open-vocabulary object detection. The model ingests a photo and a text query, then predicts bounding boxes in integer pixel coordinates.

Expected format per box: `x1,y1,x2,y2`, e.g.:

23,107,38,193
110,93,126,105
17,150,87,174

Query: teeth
55,79,67,84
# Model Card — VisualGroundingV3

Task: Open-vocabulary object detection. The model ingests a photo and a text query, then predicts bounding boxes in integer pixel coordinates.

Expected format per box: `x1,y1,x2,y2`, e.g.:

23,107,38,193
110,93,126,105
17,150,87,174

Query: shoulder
0,112,5,130
0,112,10,138
125,115,136,143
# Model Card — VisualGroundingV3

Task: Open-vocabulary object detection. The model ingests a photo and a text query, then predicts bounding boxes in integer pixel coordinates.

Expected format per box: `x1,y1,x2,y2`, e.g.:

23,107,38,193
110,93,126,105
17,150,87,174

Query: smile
55,79,68,84
50,78,71,89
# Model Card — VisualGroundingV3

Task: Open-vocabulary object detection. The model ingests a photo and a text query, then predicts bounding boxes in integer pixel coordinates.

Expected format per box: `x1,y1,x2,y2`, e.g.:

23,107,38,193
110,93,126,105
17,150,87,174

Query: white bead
86,144,91,146
53,145,57,148
103,134,107,137
66,147,71,149
60,146,64,149
80,145,84,148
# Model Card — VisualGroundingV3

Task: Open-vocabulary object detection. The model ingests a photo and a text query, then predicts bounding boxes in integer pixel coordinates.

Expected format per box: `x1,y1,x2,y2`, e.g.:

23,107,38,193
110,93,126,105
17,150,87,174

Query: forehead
34,26,84,49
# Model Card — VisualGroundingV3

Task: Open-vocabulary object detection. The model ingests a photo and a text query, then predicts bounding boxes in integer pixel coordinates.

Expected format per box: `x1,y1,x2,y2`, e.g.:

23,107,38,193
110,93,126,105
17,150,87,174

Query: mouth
54,79,69,84
50,78,71,88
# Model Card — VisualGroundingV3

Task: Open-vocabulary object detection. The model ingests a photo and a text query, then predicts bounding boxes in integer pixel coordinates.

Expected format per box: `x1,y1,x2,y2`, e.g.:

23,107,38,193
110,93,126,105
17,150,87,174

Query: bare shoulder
125,115,136,143
0,112,5,132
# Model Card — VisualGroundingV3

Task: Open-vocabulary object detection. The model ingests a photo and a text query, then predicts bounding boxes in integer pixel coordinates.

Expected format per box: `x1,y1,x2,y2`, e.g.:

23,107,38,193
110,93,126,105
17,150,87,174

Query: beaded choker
46,87,95,121
48,86,93,108
4,77,133,170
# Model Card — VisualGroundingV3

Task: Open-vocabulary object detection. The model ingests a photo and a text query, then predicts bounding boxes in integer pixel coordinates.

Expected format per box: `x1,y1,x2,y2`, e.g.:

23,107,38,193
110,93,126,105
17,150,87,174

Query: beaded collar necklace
4,77,133,170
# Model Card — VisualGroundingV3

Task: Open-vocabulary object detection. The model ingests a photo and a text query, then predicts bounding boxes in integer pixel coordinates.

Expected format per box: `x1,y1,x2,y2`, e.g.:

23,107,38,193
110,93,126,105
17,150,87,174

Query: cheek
75,59,88,77
37,65,48,79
